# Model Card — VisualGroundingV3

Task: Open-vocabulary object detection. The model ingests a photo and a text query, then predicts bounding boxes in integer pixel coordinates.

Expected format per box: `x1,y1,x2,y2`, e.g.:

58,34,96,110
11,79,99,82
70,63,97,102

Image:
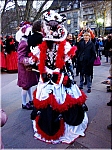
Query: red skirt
6,51,18,72
0,52,6,69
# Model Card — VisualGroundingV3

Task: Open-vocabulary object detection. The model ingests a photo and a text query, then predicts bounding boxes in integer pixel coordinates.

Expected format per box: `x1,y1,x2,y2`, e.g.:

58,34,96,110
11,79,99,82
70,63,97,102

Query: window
83,8,88,13
83,15,88,20
67,13,72,18
74,18,77,24
73,4,78,9
67,26,71,31
74,12,78,18
67,5,71,10
91,21,95,25
61,7,64,11
74,23,77,28
88,15,93,19
55,9,59,13
89,8,94,13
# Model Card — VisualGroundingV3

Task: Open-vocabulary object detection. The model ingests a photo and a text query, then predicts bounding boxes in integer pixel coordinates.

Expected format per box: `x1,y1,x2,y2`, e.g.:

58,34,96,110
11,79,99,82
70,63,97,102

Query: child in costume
29,10,88,144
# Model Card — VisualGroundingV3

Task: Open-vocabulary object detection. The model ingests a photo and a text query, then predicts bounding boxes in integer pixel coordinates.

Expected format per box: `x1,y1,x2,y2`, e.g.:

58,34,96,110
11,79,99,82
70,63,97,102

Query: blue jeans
79,74,92,89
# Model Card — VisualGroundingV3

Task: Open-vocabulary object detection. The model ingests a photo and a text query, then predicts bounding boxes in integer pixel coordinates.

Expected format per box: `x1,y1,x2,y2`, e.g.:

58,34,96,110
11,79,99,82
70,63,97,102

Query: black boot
107,100,112,106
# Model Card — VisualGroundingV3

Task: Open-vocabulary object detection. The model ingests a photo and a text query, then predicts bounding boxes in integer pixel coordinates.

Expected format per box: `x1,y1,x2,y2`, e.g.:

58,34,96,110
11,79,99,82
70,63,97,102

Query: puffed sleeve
64,41,77,62
28,46,40,65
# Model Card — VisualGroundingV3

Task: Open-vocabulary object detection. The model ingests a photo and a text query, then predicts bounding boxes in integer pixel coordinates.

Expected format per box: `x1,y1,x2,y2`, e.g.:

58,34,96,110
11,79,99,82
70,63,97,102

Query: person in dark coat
27,20,43,79
77,32,96,93
104,35,112,63
28,20,43,48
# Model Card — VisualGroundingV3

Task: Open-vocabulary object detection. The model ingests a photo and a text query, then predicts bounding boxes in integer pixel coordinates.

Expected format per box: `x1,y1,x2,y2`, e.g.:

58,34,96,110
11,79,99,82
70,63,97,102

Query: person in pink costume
16,22,39,110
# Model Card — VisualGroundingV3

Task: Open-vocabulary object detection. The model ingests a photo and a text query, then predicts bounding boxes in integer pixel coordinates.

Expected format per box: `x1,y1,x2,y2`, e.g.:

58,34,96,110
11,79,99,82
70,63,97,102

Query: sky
0,0,53,12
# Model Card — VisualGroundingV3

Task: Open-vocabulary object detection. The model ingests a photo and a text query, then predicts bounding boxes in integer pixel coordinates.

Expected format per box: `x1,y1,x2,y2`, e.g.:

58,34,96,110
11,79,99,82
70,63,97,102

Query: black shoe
107,88,112,92
79,87,83,90
107,101,112,106
87,89,91,93
29,101,33,106
22,103,33,110
82,103,88,111
107,124,112,130
84,82,87,85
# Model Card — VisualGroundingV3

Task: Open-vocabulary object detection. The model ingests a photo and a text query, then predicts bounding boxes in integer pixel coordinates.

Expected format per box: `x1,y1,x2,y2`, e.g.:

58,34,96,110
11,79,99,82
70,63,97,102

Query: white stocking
27,87,33,102
21,89,27,105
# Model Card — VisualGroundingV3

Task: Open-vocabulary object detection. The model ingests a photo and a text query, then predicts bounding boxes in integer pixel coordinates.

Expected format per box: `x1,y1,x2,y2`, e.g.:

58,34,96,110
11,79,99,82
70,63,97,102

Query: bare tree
14,0,20,25
23,0,33,21
90,1,109,36
1,0,64,35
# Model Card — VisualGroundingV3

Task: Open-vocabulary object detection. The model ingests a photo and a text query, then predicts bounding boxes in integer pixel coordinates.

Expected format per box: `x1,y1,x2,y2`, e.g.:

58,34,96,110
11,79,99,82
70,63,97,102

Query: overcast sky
0,0,53,12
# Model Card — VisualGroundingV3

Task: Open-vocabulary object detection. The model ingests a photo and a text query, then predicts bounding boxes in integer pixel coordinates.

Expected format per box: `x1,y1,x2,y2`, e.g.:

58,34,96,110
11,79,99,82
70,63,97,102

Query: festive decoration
33,89,87,112
42,10,67,42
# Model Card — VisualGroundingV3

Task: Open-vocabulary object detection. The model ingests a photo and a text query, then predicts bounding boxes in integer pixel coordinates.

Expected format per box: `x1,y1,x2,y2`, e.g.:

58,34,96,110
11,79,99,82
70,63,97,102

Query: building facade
54,0,112,36
54,0,81,36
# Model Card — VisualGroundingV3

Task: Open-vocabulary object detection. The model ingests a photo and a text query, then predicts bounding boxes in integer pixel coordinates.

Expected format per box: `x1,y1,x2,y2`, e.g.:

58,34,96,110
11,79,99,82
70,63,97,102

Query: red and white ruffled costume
29,10,88,144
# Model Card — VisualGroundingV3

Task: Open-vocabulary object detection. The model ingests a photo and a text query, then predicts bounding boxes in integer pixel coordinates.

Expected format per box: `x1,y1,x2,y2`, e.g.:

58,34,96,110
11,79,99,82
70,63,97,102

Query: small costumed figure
5,35,18,73
0,38,6,71
29,10,88,144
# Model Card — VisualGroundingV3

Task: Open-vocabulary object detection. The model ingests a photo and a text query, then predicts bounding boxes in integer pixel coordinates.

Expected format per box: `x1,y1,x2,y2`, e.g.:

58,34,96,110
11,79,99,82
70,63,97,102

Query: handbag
94,56,101,66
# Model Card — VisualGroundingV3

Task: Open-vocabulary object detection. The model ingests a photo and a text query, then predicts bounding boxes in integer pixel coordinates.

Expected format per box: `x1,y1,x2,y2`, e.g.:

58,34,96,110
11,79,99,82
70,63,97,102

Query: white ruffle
36,73,82,104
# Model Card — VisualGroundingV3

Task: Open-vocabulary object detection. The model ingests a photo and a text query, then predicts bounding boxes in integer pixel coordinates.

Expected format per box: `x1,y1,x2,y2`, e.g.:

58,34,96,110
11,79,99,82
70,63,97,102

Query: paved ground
1,56,111,149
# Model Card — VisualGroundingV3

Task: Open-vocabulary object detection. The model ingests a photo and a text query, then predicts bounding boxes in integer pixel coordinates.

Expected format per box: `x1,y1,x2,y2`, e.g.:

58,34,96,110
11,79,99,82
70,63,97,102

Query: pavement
1,56,112,149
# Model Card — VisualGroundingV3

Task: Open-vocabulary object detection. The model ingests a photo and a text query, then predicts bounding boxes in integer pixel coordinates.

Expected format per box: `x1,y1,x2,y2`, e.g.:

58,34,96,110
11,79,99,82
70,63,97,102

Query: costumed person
0,38,6,72
29,10,88,144
16,22,39,110
5,35,18,73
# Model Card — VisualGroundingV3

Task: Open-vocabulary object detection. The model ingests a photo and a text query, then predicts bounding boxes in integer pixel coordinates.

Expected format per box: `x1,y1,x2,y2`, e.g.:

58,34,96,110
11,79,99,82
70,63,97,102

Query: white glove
28,57,35,65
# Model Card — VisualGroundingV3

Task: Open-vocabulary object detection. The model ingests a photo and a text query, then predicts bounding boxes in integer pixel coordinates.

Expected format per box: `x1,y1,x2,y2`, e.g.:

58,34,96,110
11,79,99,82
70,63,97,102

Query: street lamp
67,19,71,25
97,18,104,25
96,18,104,37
